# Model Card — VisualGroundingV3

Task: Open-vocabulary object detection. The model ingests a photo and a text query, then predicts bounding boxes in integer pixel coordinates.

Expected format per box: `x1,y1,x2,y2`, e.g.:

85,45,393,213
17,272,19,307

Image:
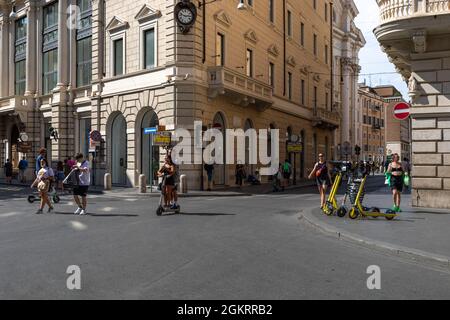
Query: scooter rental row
322,161,397,221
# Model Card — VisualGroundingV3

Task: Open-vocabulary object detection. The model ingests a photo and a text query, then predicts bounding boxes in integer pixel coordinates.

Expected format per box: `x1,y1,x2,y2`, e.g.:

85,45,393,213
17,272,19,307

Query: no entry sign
393,102,410,120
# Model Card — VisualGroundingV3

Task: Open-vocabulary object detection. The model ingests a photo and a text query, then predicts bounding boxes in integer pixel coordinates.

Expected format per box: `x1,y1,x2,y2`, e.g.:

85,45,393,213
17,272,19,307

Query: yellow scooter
348,175,397,220
322,162,349,218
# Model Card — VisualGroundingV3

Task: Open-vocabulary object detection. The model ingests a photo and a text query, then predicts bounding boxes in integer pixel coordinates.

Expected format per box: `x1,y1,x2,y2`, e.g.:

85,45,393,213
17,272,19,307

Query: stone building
0,0,337,190
375,0,450,208
332,0,365,160
357,84,387,163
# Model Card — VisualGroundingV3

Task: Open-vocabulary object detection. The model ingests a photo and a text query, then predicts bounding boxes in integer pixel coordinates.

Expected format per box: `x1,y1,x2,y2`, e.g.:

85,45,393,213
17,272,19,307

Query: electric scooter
322,162,350,217
27,185,60,204
156,173,181,216
348,174,397,220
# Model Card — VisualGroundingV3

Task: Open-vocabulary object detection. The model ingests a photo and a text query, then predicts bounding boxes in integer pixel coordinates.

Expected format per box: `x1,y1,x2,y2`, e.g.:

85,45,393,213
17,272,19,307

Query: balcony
372,124,382,130
378,0,450,24
207,66,273,111
375,0,450,79
312,108,340,130
0,95,33,123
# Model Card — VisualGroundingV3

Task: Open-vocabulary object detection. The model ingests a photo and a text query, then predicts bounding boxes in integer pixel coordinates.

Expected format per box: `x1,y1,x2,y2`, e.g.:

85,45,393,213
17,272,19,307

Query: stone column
341,58,352,150
24,0,37,96
0,12,9,97
57,0,69,88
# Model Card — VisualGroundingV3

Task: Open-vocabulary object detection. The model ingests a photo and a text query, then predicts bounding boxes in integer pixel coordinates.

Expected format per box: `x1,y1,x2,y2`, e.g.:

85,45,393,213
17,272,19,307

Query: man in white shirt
72,153,90,215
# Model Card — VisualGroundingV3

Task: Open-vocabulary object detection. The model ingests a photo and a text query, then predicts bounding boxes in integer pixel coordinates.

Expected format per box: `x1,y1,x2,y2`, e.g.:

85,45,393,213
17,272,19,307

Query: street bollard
180,174,188,194
104,173,112,190
139,174,147,193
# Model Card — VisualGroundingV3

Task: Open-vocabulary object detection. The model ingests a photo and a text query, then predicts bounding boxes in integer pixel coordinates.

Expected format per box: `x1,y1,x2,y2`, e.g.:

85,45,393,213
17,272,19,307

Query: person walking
72,153,90,215
18,157,28,183
35,148,47,177
308,153,332,209
4,159,13,184
387,153,404,212
31,158,54,214
204,163,214,191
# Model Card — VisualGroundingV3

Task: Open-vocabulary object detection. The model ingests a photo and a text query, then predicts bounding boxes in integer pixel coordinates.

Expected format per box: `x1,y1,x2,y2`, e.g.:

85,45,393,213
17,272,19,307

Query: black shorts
164,176,175,186
316,177,331,187
73,186,89,197
390,176,403,192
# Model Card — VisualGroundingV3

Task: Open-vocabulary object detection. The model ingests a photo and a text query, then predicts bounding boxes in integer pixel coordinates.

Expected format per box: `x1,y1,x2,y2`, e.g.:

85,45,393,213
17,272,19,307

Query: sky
353,0,409,99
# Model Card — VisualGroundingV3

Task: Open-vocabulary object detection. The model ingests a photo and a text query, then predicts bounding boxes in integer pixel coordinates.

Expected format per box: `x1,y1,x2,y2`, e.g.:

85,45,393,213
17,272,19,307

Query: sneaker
35,209,43,214
74,207,82,215
170,204,178,210
395,207,402,213
79,209,87,215
391,205,398,212
48,207,54,213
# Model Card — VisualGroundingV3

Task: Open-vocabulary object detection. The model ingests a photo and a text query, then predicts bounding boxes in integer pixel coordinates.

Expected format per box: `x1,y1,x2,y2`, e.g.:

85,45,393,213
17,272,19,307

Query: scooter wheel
175,208,181,214
385,209,396,220
156,207,163,216
53,195,60,204
337,207,347,218
349,208,359,220
27,196,35,204
370,207,380,218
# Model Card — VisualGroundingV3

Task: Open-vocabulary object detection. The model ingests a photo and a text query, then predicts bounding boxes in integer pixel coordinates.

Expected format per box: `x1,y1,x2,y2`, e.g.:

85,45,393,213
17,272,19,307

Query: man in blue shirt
35,148,47,177
18,157,28,183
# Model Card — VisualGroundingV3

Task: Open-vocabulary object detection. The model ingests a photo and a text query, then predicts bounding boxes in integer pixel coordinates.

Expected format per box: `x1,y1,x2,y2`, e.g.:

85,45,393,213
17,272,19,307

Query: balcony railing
0,96,28,112
312,108,340,129
207,66,273,110
378,0,450,23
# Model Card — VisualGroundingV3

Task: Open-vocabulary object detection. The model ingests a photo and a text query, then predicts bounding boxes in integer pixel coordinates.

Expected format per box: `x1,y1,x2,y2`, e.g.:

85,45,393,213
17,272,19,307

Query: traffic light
355,145,361,156
49,126,59,142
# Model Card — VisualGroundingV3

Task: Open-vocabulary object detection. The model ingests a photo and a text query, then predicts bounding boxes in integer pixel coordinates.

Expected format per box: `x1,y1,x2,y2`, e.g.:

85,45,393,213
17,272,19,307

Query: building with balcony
358,84,388,163
375,0,450,208
0,0,335,189
332,0,366,160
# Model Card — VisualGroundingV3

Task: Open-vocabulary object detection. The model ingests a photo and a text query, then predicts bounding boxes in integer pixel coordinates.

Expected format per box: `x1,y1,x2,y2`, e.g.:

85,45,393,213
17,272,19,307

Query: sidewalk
300,188,450,267
0,178,316,197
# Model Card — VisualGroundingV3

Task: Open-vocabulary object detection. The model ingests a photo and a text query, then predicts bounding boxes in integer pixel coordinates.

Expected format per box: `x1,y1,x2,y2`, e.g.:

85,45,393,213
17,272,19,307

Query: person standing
308,153,332,209
387,153,404,212
35,148,47,176
204,163,214,191
281,159,292,191
18,157,28,183
72,153,90,215
235,163,246,188
4,159,13,184
31,158,54,214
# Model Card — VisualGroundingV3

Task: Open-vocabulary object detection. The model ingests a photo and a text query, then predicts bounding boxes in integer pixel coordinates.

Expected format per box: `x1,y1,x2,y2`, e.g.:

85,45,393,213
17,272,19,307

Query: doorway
111,113,127,185
141,110,159,186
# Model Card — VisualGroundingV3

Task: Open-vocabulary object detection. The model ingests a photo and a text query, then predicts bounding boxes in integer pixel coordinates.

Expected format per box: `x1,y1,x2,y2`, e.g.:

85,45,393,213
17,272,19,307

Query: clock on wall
175,0,197,34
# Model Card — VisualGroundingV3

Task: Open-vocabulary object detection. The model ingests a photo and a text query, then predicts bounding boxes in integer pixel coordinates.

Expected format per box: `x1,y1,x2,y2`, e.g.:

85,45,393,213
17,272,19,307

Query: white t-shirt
77,161,90,186
38,167,54,180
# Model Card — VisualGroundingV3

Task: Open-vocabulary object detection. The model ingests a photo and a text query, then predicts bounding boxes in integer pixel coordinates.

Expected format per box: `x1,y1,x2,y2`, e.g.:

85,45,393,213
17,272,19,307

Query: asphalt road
0,178,449,300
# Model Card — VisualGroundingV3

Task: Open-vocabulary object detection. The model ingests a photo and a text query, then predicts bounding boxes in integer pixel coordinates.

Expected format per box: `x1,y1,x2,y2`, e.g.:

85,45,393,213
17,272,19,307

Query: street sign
287,142,302,153
152,131,171,146
144,127,158,135
90,130,102,142
18,142,32,153
393,102,410,120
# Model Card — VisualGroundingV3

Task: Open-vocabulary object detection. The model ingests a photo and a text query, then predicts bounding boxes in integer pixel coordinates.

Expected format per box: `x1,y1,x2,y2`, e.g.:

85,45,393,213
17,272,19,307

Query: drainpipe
283,0,286,96
202,0,206,64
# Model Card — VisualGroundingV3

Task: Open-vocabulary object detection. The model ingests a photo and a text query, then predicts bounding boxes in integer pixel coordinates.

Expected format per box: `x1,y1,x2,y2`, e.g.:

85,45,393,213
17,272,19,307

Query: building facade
0,0,337,190
332,0,365,160
358,84,387,163
375,0,450,209
373,85,411,162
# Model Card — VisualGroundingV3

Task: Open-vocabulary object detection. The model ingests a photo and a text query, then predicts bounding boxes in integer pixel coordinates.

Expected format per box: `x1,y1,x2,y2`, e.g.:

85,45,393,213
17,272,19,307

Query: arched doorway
111,113,127,185
140,110,159,186
213,112,226,185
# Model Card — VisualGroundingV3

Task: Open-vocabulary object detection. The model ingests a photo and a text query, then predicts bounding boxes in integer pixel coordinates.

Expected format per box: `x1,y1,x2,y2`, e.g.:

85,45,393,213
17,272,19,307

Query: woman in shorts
387,153,404,212
31,158,54,214
158,155,176,208
308,154,332,209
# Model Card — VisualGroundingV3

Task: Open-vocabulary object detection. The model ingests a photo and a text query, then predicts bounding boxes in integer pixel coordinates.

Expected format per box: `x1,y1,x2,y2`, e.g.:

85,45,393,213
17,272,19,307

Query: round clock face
178,8,194,25
20,133,29,142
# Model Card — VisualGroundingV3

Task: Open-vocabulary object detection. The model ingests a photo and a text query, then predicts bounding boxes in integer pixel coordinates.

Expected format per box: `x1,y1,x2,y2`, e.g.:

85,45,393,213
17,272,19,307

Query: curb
299,208,450,269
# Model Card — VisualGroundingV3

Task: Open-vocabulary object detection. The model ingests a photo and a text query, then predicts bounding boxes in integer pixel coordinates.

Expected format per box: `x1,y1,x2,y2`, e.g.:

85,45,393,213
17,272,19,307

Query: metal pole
150,133,153,193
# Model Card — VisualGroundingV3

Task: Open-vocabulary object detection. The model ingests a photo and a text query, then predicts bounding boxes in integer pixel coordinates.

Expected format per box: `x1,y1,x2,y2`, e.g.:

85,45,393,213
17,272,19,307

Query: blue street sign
144,127,157,135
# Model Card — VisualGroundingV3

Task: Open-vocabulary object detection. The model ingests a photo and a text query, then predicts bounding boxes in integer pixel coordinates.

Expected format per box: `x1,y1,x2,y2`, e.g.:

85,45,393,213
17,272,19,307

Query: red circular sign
393,102,410,120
